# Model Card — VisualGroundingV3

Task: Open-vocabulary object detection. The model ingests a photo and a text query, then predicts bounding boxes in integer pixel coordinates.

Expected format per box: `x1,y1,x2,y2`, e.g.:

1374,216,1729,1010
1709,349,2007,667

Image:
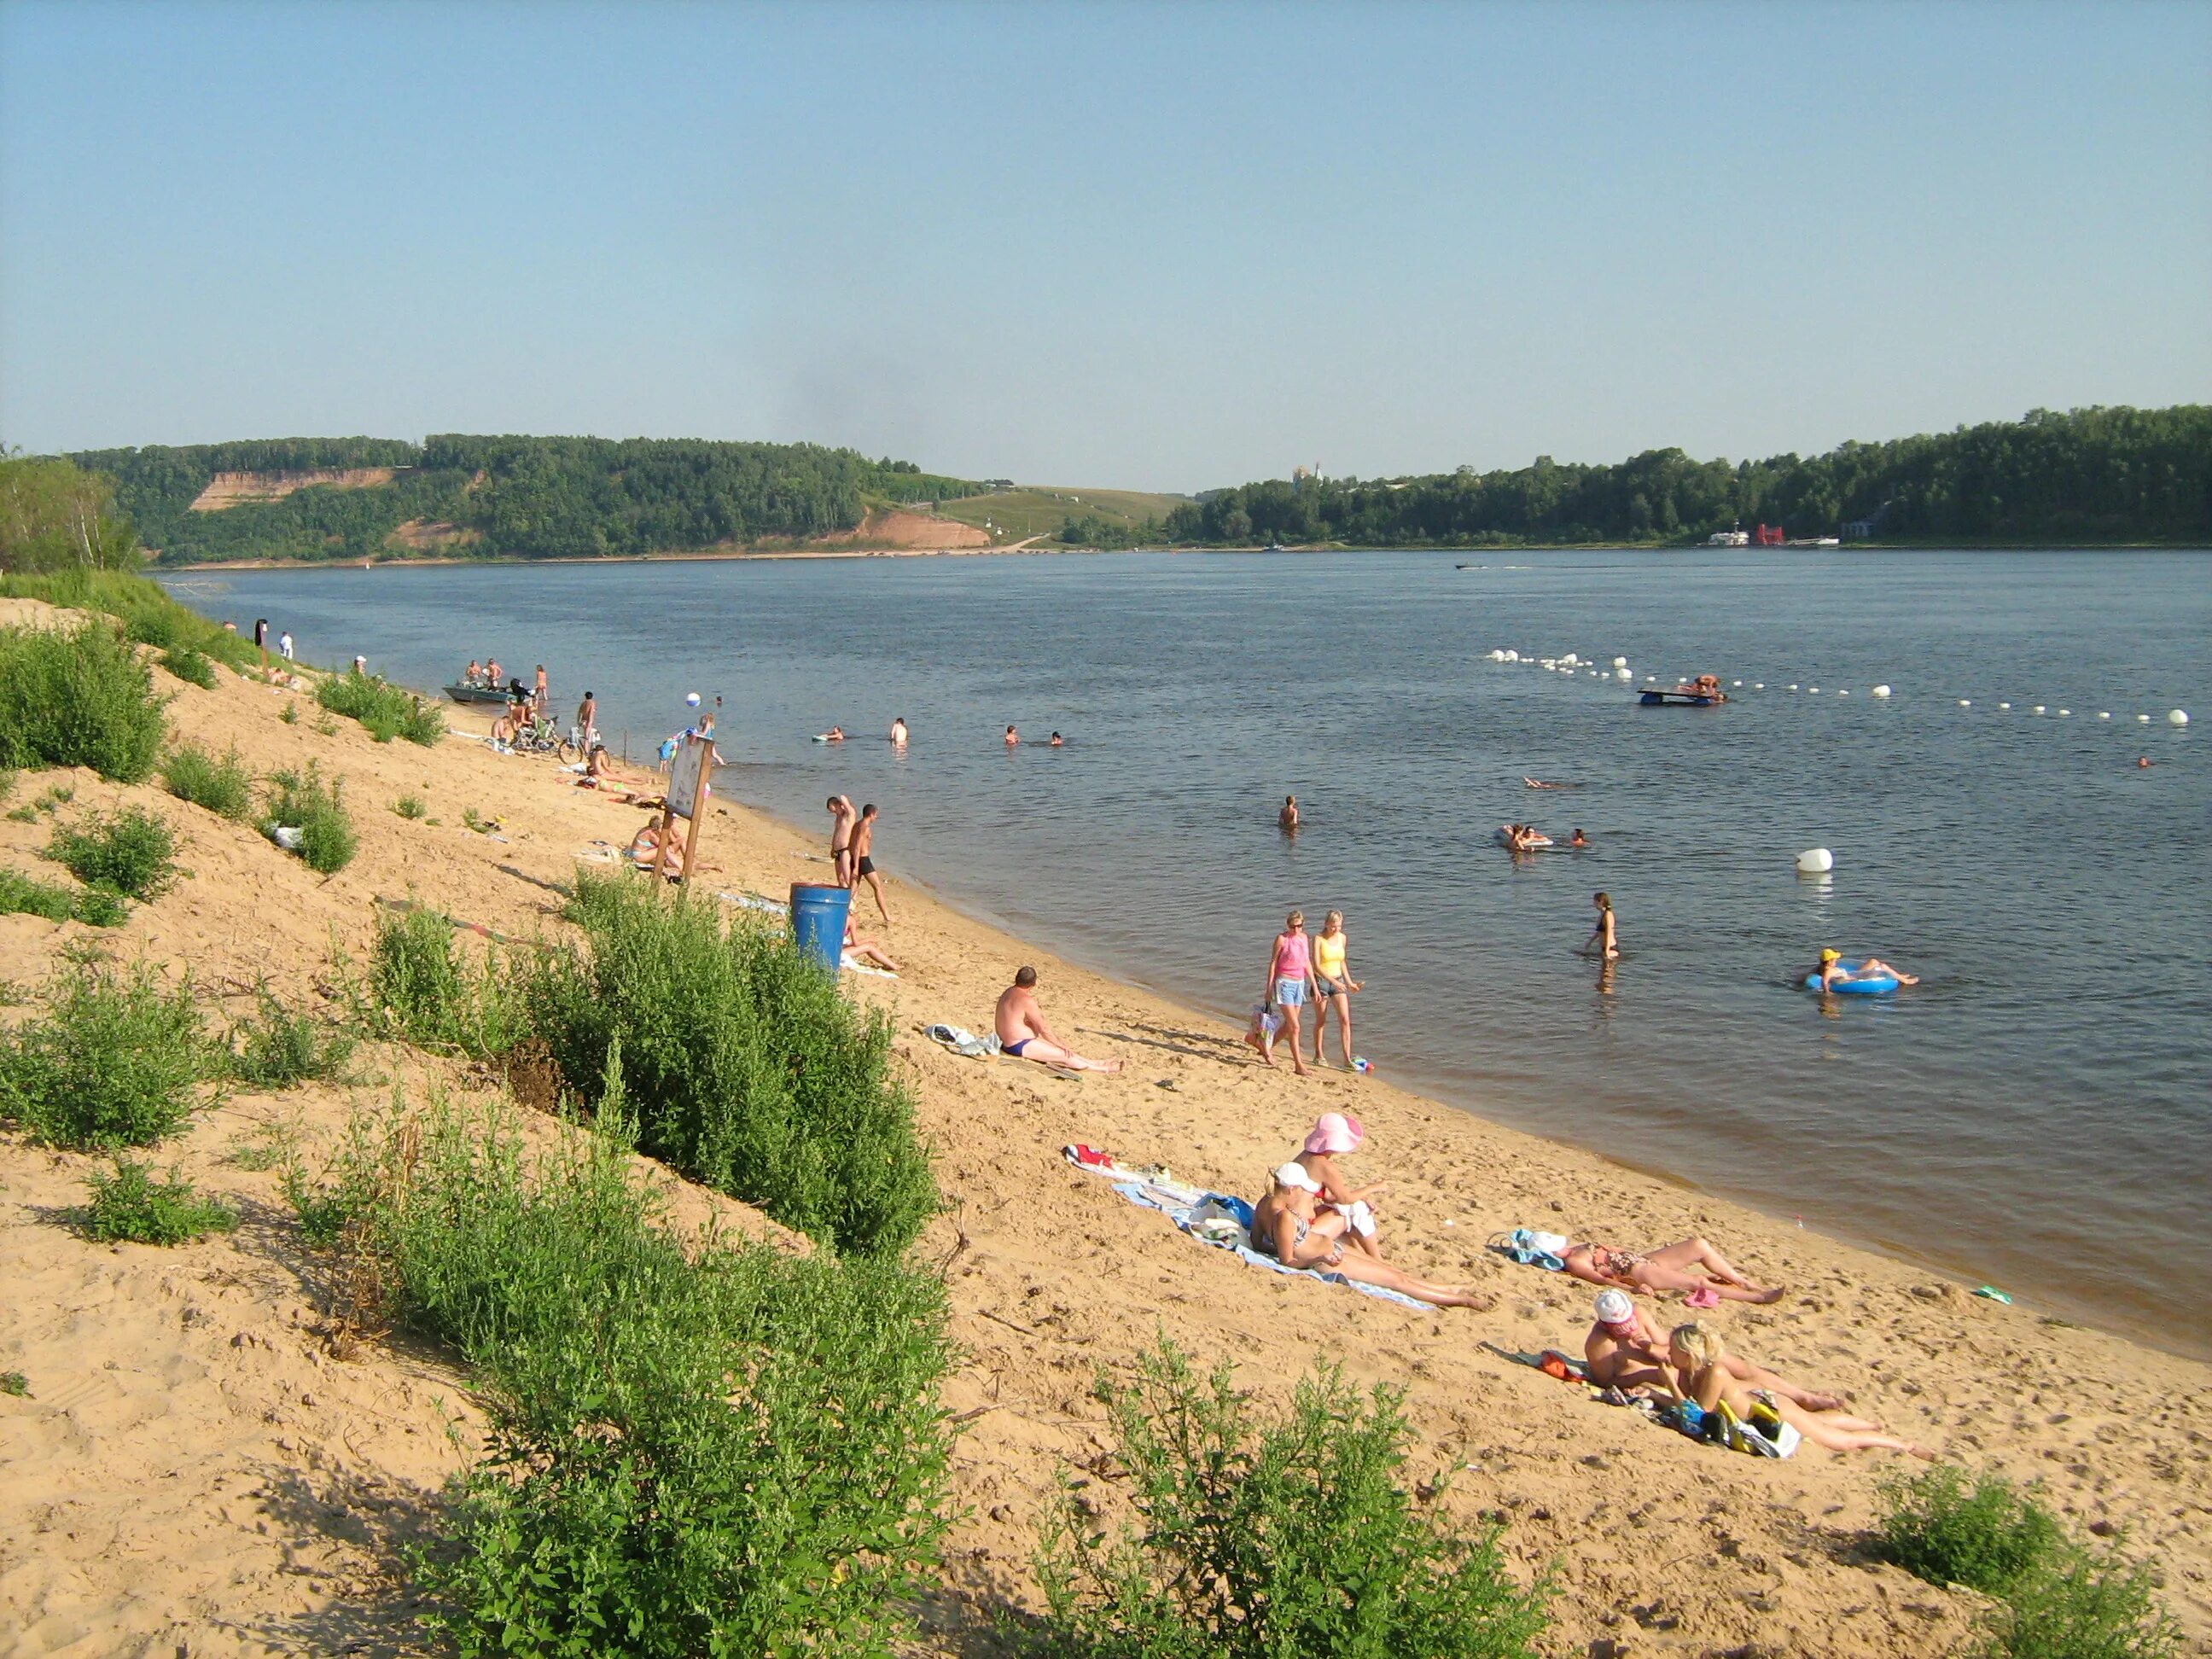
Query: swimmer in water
1279,795,1301,833
2137,756,2153,768
1049,731,1064,747
1813,947,1920,988
1586,891,1618,959
1524,777,1578,789
1570,828,1590,848
1005,725,1019,748
890,717,909,746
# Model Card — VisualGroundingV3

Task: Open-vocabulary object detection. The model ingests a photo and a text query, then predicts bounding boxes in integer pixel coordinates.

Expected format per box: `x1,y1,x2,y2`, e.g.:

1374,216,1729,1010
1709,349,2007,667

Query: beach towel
1492,1227,1569,1272
841,952,898,978
926,1023,998,1059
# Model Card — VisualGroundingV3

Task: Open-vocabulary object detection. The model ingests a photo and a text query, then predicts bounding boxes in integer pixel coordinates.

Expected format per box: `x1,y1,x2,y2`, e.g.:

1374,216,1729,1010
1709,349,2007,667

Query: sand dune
1,602,2205,1656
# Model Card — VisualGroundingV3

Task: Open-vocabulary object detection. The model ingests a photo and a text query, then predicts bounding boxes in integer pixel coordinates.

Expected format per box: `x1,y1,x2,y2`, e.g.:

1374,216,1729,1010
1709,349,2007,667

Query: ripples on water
169,550,2211,1352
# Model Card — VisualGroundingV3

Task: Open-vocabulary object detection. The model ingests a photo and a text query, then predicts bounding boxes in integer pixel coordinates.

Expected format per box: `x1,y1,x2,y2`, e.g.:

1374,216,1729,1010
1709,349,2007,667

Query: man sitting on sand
994,966,1121,1072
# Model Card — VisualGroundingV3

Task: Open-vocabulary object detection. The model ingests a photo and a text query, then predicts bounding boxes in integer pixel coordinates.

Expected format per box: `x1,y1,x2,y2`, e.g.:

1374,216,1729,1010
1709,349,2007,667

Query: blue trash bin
789,883,853,973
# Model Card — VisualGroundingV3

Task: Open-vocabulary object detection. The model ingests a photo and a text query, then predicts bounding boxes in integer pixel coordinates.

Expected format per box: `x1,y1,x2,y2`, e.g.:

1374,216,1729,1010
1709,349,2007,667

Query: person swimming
1813,947,1920,989
1279,795,1301,832
1005,725,1020,747
1570,828,1589,847
1049,731,1064,747
890,717,909,746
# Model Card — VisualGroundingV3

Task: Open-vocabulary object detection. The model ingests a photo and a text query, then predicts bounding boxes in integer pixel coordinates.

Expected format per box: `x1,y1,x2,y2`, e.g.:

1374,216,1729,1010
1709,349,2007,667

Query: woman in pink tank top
1261,910,1318,1077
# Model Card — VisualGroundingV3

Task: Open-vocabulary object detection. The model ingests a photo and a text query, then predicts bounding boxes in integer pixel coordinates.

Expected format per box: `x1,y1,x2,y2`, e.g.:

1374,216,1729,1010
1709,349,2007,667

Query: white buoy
2171,709,2192,726
1807,686,1820,694
2098,712,2110,720
1612,656,1627,669
2137,713,2151,723
1959,700,1971,707
1615,667,1633,681
1505,649,1519,661
1998,702,2011,710
1796,847,1834,875
2058,709,2071,717
1561,653,1579,666
1871,684,1892,699
1787,684,1799,690
1753,683,1765,690
1487,649,1505,661
1838,689,1849,696
1732,679,1743,687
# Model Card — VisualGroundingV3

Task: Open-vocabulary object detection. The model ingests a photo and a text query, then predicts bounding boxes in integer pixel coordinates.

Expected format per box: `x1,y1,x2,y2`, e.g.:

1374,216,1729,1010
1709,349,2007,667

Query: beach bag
1705,1398,1800,1459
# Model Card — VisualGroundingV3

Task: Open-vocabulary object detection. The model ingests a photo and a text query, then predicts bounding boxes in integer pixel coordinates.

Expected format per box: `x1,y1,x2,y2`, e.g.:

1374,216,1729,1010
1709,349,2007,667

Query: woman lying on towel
1660,1323,1936,1459
1585,1290,1842,1409
1251,1165,1493,1310
1563,1235,1784,1305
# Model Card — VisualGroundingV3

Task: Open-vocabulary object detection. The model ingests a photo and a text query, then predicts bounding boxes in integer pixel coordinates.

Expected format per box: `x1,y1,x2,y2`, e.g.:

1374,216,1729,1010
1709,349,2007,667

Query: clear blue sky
3,0,2206,490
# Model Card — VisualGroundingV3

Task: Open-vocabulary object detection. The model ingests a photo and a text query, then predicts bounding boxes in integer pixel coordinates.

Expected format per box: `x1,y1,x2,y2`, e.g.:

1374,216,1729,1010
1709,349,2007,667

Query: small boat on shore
445,682,512,706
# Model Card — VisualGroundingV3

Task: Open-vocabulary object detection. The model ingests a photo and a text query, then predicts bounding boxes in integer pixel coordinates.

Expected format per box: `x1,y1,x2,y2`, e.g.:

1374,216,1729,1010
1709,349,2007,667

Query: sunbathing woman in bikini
1563,1235,1784,1304
1661,1324,1935,1459
1253,1165,1492,1310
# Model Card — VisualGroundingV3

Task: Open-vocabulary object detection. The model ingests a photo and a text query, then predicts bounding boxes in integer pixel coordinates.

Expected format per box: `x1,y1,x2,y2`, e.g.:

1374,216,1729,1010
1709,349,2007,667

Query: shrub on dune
0,963,212,1149
0,620,167,783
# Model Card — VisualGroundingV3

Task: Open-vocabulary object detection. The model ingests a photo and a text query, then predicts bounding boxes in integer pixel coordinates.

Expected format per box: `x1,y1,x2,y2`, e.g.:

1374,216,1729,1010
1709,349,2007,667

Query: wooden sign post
655,731,713,886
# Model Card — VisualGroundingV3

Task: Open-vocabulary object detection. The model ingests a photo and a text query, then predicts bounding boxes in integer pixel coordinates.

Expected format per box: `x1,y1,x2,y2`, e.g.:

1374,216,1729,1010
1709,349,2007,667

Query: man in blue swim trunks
994,966,1122,1072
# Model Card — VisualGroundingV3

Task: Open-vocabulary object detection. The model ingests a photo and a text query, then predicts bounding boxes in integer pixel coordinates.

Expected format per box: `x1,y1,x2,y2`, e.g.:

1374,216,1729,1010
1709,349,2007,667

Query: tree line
1162,405,2212,547
62,435,978,564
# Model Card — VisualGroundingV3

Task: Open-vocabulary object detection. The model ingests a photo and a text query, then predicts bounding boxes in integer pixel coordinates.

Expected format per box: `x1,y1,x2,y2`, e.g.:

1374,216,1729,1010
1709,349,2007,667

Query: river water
163,549,2210,1353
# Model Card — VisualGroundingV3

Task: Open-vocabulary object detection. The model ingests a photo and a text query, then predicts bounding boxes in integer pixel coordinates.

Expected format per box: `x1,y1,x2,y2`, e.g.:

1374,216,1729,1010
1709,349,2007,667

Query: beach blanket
1060,1145,1426,1311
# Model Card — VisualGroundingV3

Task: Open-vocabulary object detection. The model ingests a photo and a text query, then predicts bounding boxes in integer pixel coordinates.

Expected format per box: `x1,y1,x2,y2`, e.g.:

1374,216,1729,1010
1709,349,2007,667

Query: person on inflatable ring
1812,946,1919,992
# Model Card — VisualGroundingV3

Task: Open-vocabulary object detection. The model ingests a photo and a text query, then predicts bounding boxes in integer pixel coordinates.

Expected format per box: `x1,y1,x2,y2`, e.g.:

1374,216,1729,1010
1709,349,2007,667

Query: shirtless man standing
850,803,890,923
827,796,856,885
994,967,1121,1072
1279,795,1301,833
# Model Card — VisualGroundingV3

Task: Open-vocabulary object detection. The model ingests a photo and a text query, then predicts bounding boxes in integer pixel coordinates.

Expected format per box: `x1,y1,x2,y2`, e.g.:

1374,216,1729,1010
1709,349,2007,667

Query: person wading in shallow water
1279,795,1301,833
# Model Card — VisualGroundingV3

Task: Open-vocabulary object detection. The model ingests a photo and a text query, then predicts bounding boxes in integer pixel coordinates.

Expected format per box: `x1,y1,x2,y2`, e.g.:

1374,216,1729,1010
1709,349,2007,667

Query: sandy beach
3,597,2208,1657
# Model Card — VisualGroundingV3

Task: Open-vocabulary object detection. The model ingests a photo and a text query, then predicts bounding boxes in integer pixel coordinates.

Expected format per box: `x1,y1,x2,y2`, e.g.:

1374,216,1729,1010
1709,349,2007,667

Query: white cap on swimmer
1594,1289,1635,1325
1273,1162,1322,1193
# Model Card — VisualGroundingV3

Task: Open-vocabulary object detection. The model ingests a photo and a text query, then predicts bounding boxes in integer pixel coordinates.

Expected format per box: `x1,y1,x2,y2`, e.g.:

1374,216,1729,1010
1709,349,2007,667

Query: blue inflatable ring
1805,958,1900,995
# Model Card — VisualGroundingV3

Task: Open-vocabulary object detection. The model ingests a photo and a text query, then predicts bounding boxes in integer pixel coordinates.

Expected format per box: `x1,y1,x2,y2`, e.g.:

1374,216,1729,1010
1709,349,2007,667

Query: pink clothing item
1683,1284,1723,1310
1302,1112,1365,1155
1272,932,1311,979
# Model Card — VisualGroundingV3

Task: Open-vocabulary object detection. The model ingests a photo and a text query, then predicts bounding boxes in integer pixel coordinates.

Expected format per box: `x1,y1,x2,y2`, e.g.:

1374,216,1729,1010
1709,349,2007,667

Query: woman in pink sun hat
1293,1114,1390,1260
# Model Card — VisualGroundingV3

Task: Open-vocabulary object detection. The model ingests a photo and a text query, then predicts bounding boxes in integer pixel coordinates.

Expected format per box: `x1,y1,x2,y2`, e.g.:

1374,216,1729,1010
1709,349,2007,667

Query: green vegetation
392,791,427,820
49,806,181,901
1877,1468,2180,1659
225,988,356,1088
263,764,357,876
160,743,255,820
158,645,219,688
0,618,168,783
1033,1342,1549,1658
292,1089,954,1654
0,1371,29,1398
526,870,936,1255
933,485,1186,545
0,451,140,573
363,904,521,1059
0,567,258,669
0,866,127,927
1173,405,2212,547
315,668,445,745
279,701,299,725
85,1157,237,1245
72,434,979,565
0,963,212,1149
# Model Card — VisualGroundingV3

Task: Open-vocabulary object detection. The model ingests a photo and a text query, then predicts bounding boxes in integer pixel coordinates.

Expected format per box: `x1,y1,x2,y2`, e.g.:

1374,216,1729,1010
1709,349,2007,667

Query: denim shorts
1313,975,1346,998
1273,976,1308,1008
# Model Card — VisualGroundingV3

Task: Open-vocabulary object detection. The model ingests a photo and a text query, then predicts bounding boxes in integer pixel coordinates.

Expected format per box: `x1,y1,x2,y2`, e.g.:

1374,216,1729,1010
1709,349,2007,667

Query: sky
3,0,2207,491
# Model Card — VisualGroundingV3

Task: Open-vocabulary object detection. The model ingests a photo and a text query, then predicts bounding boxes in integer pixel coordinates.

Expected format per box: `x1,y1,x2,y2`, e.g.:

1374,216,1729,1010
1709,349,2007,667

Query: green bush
1877,1466,2065,1598
1976,1537,2182,1659
316,669,445,748
0,1370,27,1397
523,869,936,1255
1033,1343,1551,1659
1878,1470,2181,1659
158,646,218,689
300,1088,953,1655
161,743,253,819
393,791,427,820
86,1157,237,1244
365,903,520,1058
279,701,300,725
0,963,211,1148
0,620,168,783
0,865,129,927
264,764,357,875
227,989,356,1087
0,568,257,671
49,806,180,900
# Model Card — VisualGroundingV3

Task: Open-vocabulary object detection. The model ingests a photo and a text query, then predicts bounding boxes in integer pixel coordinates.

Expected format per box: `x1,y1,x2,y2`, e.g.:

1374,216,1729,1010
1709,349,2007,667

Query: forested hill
68,435,978,564
1167,405,2212,547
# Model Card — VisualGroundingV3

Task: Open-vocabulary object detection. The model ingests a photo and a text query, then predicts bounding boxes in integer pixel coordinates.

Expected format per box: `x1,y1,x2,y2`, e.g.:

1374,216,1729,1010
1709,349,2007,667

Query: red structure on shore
1753,522,1786,546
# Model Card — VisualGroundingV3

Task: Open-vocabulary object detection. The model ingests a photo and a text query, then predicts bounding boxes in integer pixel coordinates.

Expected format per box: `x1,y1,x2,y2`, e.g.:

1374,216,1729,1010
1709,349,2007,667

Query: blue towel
1109,1182,1426,1311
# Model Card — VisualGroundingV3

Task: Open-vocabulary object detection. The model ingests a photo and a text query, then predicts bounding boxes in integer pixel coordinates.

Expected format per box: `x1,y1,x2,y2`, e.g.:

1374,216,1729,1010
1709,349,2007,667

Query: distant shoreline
161,538,2212,573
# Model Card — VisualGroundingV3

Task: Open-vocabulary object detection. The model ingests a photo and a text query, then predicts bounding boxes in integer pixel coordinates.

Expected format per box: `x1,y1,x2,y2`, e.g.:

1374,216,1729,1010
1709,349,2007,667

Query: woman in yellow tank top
1310,910,1363,1069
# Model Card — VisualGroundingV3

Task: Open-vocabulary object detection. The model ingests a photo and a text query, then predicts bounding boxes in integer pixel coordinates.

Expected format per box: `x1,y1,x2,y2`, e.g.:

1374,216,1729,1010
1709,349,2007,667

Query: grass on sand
929,486,1188,545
